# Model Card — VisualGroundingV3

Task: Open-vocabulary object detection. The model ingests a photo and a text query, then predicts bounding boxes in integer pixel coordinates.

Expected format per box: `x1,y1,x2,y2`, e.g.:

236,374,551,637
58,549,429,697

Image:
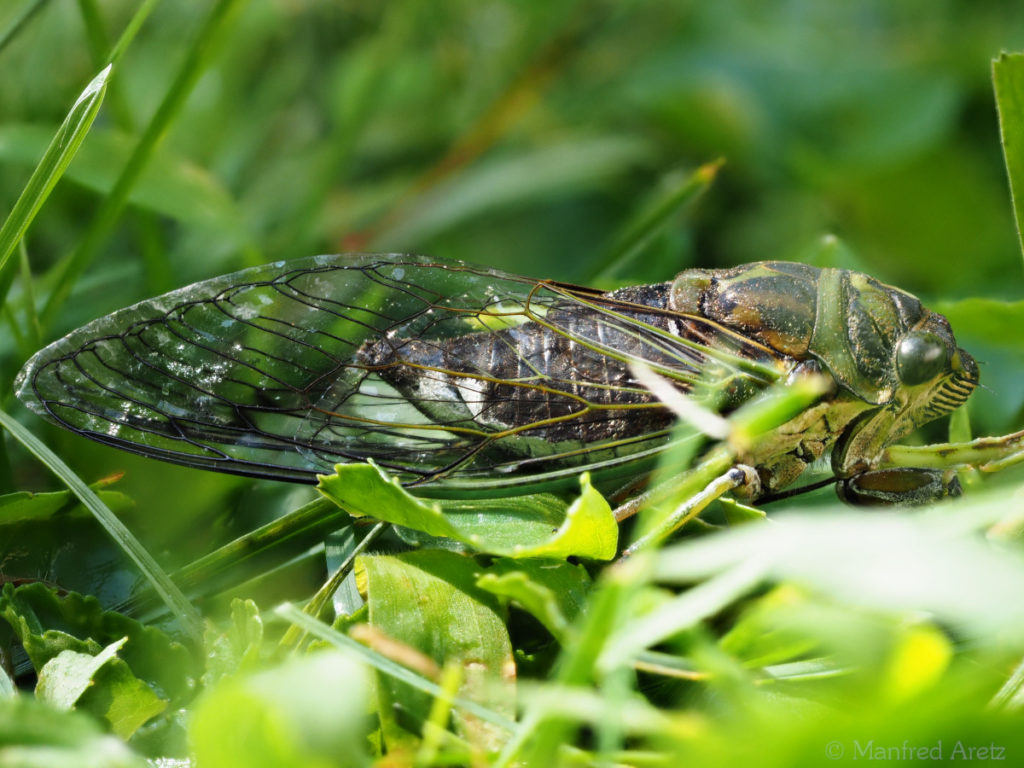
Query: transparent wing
17,254,788,494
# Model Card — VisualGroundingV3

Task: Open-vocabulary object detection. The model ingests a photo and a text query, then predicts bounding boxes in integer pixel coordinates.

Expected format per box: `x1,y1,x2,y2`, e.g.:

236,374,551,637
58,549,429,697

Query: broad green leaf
476,559,592,644
318,462,617,560
993,52,1024,265
0,696,146,768
0,583,196,705
0,480,137,609
274,603,513,734
78,659,169,741
189,651,371,768
0,125,246,239
357,550,514,751
36,638,168,739
0,497,140,608
0,488,74,523
36,637,128,710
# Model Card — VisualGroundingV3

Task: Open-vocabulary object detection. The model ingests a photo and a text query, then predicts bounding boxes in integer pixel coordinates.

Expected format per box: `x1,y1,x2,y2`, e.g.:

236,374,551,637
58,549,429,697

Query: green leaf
0,583,196,705
189,651,371,768
274,603,514,734
993,52,1024,265
357,550,514,751
36,637,128,710
0,64,109,278
476,558,592,644
318,462,617,560
36,638,168,739
0,488,88,523
77,657,169,741
0,487,139,608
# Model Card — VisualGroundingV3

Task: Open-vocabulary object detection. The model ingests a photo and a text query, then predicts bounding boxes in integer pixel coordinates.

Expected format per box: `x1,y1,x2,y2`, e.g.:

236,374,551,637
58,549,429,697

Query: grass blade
0,64,110,279
993,52,1024,265
0,408,202,642
41,0,246,329
108,0,162,66
277,521,387,652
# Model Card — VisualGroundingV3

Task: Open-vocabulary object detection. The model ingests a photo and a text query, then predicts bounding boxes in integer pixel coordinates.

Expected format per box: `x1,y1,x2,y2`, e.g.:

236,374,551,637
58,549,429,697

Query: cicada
14,255,990,513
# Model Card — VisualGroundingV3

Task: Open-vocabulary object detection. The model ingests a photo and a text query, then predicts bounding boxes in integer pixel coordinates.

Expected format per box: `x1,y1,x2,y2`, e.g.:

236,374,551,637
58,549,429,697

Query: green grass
1,2,1024,766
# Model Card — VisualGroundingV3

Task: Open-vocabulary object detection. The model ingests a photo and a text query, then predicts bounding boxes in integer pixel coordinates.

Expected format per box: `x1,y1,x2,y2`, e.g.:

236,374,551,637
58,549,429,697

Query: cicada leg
881,428,1024,474
619,464,760,559
837,467,962,506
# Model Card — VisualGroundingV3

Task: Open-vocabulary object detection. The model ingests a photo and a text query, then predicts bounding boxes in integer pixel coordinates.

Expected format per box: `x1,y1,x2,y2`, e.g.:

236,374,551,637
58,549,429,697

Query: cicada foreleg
880,428,1024,475
838,427,1024,506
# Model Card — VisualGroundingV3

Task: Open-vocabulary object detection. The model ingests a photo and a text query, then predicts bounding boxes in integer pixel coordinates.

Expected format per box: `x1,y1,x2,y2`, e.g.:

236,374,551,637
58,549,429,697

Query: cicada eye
895,331,950,385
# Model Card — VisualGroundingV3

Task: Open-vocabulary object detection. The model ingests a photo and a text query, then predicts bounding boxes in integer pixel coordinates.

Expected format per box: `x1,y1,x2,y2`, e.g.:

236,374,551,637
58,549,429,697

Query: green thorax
667,261,978,486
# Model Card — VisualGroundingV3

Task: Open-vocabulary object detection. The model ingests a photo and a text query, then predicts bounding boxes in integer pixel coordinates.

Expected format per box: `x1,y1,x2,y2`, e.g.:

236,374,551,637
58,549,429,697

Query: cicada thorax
667,261,979,493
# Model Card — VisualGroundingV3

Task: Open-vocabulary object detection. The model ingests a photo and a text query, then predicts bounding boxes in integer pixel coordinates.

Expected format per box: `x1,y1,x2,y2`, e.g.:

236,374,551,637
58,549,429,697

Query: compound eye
895,331,950,385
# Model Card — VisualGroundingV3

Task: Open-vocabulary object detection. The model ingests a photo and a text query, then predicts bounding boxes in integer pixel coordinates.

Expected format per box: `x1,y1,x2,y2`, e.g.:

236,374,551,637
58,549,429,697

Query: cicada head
893,312,979,425
831,305,979,477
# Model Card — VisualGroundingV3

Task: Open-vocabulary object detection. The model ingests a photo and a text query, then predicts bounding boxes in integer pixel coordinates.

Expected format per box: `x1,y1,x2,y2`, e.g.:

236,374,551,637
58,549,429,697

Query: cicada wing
17,254,786,493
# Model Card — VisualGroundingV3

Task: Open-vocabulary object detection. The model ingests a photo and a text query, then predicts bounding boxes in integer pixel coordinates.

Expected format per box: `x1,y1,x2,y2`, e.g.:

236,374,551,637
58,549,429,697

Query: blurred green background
2,0,1024,567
